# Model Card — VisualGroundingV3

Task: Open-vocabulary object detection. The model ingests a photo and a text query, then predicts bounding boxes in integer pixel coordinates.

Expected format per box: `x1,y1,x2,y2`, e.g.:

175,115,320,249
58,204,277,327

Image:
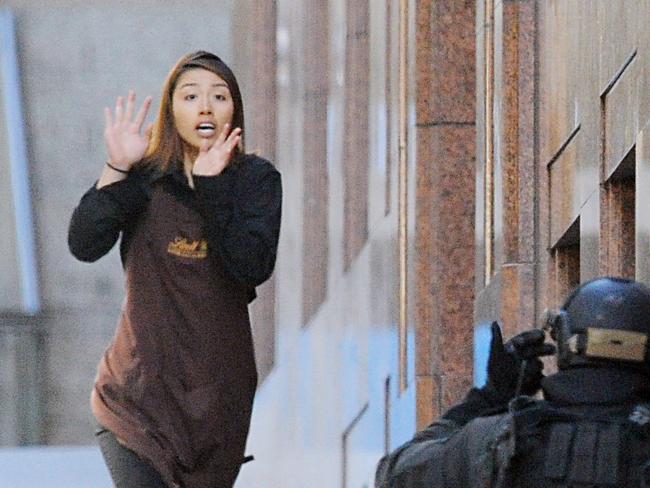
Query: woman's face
172,68,235,153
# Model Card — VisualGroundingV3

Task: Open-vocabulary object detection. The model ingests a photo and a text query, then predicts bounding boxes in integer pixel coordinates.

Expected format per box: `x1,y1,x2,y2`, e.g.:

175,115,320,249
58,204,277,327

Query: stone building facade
233,0,476,485
3,0,649,487
475,0,650,341
233,1,650,486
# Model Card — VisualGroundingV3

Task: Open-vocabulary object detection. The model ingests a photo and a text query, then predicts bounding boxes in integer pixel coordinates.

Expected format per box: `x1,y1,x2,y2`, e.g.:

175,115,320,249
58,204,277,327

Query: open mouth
196,122,216,137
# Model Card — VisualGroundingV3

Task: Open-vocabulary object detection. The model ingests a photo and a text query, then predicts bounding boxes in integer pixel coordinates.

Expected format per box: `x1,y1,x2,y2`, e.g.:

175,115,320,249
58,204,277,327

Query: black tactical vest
497,398,650,488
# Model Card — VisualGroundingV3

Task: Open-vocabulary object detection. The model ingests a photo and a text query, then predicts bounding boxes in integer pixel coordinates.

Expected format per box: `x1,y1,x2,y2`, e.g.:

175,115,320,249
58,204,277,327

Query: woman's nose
199,97,212,114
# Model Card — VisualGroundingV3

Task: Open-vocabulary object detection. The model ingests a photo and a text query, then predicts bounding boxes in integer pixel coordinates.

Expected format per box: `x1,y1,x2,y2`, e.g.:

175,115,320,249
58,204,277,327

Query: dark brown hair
139,51,245,171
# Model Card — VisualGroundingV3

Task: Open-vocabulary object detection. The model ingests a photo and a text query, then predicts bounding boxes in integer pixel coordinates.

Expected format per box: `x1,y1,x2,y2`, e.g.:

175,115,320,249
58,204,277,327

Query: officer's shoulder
464,411,512,434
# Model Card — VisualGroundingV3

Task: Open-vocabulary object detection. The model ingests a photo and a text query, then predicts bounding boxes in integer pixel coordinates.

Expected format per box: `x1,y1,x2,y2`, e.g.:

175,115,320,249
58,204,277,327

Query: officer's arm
375,323,554,487
444,323,555,426
375,414,509,488
375,420,459,488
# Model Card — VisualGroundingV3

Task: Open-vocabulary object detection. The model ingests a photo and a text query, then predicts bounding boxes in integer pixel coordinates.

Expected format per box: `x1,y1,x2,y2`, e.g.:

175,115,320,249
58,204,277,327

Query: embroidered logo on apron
167,236,208,259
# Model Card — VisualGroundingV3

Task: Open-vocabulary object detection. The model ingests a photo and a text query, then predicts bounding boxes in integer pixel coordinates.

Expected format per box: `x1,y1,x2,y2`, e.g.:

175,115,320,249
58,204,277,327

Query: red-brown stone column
415,0,476,426
496,0,538,338
475,0,539,346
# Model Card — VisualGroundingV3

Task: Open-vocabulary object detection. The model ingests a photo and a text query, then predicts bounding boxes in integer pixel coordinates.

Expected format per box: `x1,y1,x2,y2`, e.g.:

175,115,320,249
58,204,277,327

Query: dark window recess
603,146,635,279
552,217,580,305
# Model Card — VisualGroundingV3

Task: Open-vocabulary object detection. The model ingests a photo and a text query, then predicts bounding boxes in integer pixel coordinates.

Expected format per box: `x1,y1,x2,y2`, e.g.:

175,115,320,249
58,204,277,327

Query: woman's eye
184,94,197,101
215,94,226,101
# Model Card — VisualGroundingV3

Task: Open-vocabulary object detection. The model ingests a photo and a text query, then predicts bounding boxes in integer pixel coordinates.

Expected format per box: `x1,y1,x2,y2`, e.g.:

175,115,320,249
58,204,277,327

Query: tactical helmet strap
553,311,574,369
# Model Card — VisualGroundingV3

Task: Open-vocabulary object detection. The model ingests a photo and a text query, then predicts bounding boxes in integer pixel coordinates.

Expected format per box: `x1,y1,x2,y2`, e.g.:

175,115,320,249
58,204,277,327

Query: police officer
376,277,650,487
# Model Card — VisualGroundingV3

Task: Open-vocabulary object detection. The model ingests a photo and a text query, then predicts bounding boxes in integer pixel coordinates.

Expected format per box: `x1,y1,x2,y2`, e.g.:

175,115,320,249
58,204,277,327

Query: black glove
443,322,555,425
486,321,555,400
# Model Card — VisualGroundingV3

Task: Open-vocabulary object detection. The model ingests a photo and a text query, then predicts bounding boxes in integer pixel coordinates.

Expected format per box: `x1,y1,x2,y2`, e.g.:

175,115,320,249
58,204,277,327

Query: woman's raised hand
192,123,242,177
104,91,153,171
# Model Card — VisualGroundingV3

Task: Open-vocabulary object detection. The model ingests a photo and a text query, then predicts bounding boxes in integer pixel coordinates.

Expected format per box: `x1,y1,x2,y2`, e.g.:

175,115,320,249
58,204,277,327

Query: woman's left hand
192,123,242,176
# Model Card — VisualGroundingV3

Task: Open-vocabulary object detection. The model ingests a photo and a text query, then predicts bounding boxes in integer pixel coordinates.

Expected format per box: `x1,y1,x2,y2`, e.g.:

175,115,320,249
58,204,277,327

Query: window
552,218,580,306
603,146,635,278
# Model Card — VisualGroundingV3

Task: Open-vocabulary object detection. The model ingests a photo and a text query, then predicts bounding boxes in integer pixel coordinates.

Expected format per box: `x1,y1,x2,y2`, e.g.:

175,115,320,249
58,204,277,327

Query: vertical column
301,0,329,326
343,0,370,271
384,0,394,217
397,0,410,394
476,0,539,340
0,9,42,445
234,0,278,381
0,9,40,314
494,0,538,337
414,0,476,425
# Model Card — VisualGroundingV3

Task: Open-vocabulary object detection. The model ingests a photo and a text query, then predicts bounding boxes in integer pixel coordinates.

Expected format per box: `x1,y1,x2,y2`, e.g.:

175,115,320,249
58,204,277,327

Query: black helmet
544,277,650,370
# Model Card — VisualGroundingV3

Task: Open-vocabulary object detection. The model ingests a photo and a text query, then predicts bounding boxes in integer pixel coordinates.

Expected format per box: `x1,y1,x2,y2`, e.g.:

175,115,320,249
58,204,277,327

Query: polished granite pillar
415,0,476,424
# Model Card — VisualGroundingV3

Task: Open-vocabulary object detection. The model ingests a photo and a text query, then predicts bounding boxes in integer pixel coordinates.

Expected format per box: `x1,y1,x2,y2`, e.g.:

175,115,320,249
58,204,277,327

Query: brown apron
92,181,257,487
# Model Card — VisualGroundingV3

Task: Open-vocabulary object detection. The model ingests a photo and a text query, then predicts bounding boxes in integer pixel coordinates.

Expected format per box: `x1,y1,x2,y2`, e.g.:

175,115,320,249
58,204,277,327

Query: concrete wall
0,0,234,445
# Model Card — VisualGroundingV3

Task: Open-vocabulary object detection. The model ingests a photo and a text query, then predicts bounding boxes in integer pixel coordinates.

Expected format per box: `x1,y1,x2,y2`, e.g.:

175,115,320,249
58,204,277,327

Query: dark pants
96,426,168,488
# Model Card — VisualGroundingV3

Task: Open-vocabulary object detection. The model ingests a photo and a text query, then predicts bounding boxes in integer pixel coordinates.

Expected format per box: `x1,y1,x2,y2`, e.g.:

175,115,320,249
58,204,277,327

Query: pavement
0,446,112,488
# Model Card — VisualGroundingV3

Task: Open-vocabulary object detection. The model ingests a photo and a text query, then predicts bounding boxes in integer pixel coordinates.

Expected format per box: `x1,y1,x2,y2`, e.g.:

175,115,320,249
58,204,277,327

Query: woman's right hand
104,90,153,171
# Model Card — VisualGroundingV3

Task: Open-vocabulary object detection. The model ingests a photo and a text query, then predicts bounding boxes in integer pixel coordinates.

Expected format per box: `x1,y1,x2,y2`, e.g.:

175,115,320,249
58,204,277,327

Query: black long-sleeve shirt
68,154,282,300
